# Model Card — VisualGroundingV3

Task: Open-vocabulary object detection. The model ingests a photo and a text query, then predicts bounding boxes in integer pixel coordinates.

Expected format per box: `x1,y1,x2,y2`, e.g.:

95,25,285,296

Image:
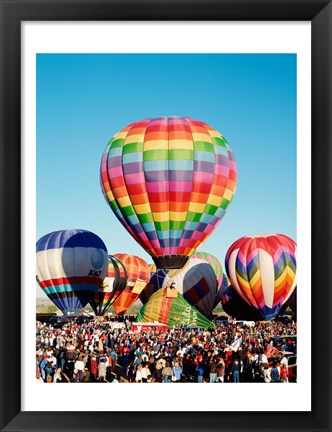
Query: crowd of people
35,315,297,384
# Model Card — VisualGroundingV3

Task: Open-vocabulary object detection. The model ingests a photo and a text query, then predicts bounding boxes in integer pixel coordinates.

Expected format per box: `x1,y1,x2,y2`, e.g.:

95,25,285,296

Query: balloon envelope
100,116,237,269
221,285,262,321
191,251,223,287
225,234,297,321
279,287,297,316
191,251,228,310
213,273,230,309
137,288,214,329
139,265,167,305
112,253,151,315
89,255,127,316
36,229,108,316
146,257,218,317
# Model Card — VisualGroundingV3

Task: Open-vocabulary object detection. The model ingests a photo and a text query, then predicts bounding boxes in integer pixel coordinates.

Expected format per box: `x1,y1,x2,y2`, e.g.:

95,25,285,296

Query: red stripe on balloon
38,276,102,288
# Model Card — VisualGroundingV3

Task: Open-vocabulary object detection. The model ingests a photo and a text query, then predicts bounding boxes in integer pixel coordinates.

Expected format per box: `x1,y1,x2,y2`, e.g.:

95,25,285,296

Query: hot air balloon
144,257,218,317
225,234,297,321
191,251,228,309
36,229,108,316
89,255,127,316
191,251,223,286
221,285,262,321
137,288,214,329
279,287,297,316
100,116,237,269
112,253,151,315
139,265,167,305
213,273,229,309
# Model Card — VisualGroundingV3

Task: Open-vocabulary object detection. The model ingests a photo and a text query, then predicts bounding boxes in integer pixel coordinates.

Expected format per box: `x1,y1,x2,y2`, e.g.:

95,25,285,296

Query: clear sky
36,53,296,298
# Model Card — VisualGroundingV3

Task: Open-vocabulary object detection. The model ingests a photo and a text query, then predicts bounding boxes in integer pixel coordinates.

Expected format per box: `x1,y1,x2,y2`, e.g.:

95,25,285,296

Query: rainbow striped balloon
225,234,297,321
100,117,237,269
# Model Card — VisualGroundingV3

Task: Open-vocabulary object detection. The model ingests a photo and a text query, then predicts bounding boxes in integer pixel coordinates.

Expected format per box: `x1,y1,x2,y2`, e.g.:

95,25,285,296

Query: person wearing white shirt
135,364,143,383
74,354,85,382
260,353,268,364
141,365,148,382
263,365,271,383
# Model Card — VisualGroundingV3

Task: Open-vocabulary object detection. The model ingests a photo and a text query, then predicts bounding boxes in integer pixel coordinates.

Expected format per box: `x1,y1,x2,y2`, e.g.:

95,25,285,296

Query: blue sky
37,53,296,298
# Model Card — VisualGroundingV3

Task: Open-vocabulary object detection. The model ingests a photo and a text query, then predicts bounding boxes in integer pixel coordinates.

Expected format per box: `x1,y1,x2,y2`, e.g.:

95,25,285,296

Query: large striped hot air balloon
112,253,151,315
100,116,237,269
225,234,297,321
36,229,108,316
89,255,127,316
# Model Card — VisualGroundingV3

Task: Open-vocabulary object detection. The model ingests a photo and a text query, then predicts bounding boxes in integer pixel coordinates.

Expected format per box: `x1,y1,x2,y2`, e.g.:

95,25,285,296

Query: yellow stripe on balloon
153,212,169,222
124,134,144,144
135,203,151,214
117,196,132,207
207,194,223,207
209,130,222,138
114,131,128,139
192,133,213,143
188,202,206,213
236,274,251,290
275,269,295,288
250,271,261,287
169,211,187,221
223,189,233,201
169,140,193,150
144,140,169,150
106,190,115,201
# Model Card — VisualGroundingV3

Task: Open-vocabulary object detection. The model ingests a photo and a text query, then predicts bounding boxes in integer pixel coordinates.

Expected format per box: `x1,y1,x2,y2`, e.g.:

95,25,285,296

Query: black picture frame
0,1,331,431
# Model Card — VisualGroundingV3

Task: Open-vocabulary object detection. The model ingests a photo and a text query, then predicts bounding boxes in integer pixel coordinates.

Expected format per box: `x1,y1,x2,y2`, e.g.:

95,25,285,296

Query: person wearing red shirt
90,355,98,381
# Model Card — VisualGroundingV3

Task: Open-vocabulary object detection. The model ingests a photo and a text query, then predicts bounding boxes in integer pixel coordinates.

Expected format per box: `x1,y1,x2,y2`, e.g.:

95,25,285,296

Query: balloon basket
152,255,189,270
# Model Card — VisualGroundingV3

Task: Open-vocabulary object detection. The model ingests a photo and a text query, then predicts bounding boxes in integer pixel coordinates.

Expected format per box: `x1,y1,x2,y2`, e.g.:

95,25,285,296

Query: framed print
0,0,331,431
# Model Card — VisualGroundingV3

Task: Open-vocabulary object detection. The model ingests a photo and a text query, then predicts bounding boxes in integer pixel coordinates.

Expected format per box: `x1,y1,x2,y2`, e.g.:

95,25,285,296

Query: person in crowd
231,359,240,383
270,363,281,383
172,361,183,382
195,362,204,383
98,356,108,381
216,358,225,383
74,353,85,382
162,361,173,383
135,364,143,383
263,364,272,383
